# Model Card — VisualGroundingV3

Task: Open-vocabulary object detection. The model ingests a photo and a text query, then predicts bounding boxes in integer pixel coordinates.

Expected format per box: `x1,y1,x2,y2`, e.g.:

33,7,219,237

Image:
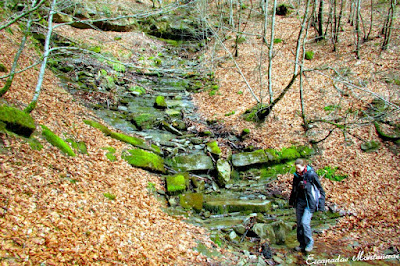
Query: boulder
253,221,293,245
122,148,165,173
252,223,276,244
166,153,214,172
216,159,231,187
0,105,36,137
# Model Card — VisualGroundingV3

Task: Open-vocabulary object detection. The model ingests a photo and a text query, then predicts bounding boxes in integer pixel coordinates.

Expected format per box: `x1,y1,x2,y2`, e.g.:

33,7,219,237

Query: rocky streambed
51,37,340,264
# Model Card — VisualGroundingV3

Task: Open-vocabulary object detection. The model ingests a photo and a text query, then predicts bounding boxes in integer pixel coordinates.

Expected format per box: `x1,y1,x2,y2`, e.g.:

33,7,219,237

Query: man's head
295,158,307,174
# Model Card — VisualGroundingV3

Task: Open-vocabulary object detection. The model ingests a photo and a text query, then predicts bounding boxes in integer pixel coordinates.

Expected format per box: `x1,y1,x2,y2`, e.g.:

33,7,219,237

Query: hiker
289,158,325,252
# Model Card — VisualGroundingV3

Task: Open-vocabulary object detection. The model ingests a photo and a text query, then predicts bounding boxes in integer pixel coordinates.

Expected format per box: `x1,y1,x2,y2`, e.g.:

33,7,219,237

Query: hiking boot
305,245,313,252
294,246,303,252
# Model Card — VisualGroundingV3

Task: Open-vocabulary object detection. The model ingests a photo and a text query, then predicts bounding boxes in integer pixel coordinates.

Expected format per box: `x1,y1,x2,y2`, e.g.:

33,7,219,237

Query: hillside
1,0,400,264
0,22,218,266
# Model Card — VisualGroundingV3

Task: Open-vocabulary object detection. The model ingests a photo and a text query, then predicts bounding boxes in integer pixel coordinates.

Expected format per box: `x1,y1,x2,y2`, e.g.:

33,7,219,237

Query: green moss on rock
206,141,221,156
166,173,189,195
66,138,88,154
154,95,167,109
0,104,36,137
41,125,76,157
84,120,112,135
122,148,165,173
279,146,301,161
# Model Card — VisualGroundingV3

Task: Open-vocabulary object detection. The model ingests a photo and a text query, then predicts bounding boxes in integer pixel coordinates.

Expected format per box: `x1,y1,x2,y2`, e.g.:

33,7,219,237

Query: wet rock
166,153,214,172
216,159,231,187
162,121,183,136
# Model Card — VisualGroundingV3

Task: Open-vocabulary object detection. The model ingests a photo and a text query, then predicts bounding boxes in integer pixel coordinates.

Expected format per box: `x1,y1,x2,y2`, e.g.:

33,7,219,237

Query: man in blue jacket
289,158,325,252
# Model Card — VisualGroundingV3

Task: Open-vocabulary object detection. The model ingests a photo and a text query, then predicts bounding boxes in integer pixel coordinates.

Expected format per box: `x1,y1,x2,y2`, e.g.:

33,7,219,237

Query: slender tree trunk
267,0,277,103
0,1,36,97
25,0,57,113
300,16,311,129
234,0,242,57
355,0,361,59
263,0,269,43
365,0,373,41
381,0,396,50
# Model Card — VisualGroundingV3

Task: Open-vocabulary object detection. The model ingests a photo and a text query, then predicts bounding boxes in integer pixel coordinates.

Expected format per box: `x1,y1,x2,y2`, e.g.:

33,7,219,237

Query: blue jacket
289,165,325,212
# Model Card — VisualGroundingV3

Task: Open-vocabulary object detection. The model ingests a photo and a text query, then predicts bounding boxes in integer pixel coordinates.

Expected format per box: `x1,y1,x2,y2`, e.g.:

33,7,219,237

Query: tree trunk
25,0,57,113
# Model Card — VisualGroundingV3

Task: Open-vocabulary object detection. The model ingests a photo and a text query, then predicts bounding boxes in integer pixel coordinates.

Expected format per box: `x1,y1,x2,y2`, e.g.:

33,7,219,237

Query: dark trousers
296,199,314,249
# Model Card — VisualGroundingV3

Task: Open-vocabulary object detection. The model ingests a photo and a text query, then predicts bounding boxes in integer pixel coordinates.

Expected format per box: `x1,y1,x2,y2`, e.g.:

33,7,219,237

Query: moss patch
122,148,165,173
206,141,221,156
83,120,112,136
41,125,76,157
0,104,36,137
84,119,160,153
166,173,189,195
154,95,167,109
66,138,88,154
102,147,117,161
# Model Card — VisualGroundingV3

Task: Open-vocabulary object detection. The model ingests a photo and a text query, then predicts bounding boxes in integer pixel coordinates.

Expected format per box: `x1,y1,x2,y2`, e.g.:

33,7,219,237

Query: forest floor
1,0,400,264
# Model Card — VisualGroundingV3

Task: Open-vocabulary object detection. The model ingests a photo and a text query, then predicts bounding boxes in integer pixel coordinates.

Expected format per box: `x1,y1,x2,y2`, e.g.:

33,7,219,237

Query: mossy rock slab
166,172,190,195
122,148,165,173
231,149,277,168
0,105,36,137
41,125,76,157
166,153,214,172
180,192,203,211
203,199,272,214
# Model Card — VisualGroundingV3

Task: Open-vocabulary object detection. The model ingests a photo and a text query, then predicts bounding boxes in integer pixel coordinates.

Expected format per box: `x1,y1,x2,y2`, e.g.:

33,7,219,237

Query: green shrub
273,38,283,44
316,166,347,181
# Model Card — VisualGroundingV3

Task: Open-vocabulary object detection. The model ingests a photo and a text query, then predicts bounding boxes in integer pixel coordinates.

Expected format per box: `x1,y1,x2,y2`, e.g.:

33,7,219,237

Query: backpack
311,182,325,212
